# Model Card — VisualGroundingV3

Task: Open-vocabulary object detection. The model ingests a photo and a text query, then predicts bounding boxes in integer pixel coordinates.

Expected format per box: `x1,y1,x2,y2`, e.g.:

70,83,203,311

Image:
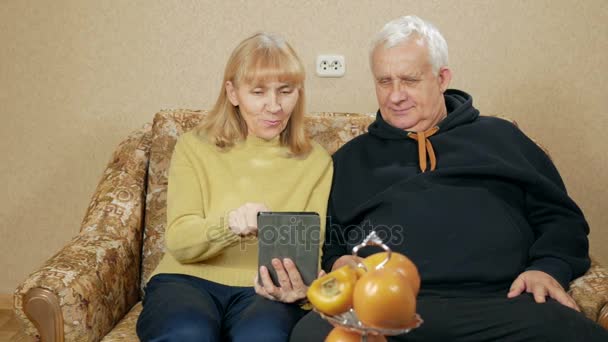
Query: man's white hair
370,15,449,74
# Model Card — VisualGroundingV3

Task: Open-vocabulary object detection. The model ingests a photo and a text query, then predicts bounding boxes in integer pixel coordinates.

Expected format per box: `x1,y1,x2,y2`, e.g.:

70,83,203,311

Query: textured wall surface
1,0,607,293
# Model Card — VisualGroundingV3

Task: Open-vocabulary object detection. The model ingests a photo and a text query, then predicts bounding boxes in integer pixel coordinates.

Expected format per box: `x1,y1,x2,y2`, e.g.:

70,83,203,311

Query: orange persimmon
353,268,417,330
359,252,420,295
307,265,358,316
325,327,387,342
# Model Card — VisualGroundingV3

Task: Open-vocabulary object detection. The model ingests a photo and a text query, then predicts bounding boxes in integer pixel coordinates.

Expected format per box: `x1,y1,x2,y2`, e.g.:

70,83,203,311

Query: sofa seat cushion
100,302,143,342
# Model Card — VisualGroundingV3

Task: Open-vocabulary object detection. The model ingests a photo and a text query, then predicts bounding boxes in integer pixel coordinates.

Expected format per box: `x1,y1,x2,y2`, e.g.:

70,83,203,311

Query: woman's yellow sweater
150,131,333,287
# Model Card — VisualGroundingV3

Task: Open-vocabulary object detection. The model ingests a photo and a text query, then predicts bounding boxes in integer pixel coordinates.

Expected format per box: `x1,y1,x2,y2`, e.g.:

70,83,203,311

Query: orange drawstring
407,126,439,172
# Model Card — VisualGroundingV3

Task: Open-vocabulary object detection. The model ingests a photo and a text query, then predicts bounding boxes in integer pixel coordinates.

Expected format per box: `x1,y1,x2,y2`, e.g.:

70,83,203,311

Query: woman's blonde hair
198,32,311,156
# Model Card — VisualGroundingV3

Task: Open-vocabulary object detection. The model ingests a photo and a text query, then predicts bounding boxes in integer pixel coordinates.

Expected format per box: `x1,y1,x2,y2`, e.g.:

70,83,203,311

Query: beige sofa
13,109,608,341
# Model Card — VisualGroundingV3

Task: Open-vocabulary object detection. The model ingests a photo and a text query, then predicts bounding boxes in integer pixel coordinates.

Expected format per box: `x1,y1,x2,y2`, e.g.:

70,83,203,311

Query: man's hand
507,270,580,311
228,202,269,236
254,258,307,303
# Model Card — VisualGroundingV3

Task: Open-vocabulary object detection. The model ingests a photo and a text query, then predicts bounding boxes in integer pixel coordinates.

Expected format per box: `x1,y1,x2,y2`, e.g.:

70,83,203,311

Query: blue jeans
137,273,306,342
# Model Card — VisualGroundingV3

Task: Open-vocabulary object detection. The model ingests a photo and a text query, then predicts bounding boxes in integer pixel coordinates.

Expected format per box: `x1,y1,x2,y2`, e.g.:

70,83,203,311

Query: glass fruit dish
316,308,423,336
314,231,423,338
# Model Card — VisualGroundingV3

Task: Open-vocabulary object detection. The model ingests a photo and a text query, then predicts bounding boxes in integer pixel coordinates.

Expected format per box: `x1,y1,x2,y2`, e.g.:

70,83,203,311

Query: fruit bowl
316,308,423,336
314,231,424,338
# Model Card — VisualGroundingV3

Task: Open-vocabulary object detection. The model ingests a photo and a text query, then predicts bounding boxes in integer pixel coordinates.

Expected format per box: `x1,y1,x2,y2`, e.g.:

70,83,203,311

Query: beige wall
1,0,606,293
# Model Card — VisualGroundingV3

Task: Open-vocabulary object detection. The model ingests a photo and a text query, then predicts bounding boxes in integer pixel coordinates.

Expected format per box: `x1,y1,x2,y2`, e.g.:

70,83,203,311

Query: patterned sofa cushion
139,109,375,290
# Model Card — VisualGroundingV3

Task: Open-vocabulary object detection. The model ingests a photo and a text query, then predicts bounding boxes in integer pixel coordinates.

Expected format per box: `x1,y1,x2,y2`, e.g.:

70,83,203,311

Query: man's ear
437,67,452,93
225,81,239,106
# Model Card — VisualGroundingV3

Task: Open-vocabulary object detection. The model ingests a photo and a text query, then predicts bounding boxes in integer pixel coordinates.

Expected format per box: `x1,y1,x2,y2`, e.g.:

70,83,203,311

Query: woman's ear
225,81,239,106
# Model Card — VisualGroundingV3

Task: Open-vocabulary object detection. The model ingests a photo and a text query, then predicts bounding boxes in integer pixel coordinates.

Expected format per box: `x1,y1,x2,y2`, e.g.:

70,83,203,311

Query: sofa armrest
569,258,608,328
14,124,152,342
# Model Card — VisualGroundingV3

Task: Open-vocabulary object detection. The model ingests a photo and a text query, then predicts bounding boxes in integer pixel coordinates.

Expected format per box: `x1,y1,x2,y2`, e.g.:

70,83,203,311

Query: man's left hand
254,258,307,303
507,270,580,311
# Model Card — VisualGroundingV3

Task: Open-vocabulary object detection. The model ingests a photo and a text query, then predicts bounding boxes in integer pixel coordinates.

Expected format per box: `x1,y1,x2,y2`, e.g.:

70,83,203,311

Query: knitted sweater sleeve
165,137,239,263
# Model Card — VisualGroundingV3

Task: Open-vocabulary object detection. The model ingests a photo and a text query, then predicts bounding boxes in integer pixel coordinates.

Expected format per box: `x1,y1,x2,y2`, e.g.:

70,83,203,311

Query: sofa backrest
140,109,375,289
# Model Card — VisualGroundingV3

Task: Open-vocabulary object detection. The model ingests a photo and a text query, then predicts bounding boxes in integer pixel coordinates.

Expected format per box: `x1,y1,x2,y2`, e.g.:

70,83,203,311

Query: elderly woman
136,33,333,342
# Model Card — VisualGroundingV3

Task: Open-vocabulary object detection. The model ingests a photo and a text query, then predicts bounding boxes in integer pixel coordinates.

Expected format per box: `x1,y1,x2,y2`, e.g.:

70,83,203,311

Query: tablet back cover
258,212,320,286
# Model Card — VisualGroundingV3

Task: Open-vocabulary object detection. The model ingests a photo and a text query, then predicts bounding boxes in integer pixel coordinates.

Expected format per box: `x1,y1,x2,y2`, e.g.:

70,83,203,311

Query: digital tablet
257,211,321,286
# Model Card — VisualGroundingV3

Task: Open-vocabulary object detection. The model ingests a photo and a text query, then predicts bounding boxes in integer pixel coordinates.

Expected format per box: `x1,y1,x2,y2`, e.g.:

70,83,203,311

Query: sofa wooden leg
23,288,64,342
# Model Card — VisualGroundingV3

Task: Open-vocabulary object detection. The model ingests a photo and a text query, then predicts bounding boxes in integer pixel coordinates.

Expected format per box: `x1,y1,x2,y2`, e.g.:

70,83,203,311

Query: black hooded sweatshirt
322,89,590,292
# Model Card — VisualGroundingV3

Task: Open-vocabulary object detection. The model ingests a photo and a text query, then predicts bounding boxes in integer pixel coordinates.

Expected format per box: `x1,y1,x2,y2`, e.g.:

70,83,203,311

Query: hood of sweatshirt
367,89,480,172
368,89,480,139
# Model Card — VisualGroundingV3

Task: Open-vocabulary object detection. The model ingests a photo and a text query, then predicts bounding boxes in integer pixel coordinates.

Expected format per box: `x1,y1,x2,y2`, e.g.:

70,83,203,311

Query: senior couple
136,15,608,342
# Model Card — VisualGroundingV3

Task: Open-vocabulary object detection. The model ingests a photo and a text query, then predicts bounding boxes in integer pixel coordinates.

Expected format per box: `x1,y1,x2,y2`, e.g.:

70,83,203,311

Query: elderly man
290,15,608,341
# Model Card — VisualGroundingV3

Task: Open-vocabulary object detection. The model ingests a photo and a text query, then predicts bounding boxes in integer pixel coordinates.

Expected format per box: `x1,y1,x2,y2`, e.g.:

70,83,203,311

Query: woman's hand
228,202,269,236
254,258,309,303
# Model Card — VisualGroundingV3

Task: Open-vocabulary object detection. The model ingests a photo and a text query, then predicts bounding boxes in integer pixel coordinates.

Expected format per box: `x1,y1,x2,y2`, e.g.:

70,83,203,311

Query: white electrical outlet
316,54,345,77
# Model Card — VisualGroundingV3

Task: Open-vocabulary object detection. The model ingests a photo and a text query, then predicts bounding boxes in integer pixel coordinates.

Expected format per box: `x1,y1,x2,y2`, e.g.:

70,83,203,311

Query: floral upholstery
571,258,608,322
13,109,608,341
140,110,209,294
100,304,142,342
14,124,152,341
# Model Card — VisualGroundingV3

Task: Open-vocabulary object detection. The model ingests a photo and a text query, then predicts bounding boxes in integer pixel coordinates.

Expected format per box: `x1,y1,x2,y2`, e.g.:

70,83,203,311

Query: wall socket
316,54,345,77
